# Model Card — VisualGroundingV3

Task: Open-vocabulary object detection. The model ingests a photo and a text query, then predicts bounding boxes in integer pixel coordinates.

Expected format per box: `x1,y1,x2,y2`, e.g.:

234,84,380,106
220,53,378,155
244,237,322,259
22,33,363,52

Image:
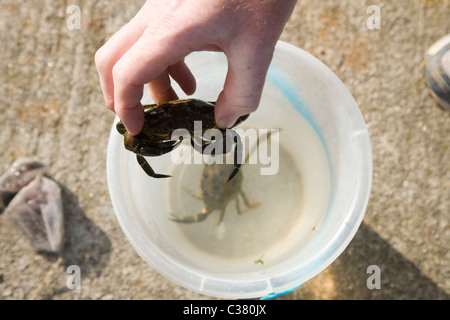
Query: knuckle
105,98,115,110
94,46,108,71
112,63,126,85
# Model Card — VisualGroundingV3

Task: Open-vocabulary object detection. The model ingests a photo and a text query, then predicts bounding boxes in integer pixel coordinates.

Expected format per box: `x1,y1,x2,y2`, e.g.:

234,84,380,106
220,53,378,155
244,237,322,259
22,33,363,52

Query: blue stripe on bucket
260,282,305,300
267,65,327,149
261,65,335,300
267,64,333,186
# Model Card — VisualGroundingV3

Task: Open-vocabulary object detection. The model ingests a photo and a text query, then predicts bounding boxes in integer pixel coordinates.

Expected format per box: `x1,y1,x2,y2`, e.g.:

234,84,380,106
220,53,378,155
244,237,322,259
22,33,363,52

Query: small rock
0,158,64,253
0,158,45,213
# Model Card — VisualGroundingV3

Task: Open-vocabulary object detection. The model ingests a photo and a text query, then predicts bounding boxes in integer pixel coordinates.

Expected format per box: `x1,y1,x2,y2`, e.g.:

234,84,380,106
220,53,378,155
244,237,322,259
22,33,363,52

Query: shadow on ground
279,223,448,300
32,181,112,299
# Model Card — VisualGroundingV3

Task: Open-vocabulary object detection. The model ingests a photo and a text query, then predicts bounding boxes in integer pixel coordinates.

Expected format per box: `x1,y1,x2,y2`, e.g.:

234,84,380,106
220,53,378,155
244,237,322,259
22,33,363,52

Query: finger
112,28,193,135
215,46,274,128
147,70,179,103
95,19,145,111
147,60,196,103
168,60,196,95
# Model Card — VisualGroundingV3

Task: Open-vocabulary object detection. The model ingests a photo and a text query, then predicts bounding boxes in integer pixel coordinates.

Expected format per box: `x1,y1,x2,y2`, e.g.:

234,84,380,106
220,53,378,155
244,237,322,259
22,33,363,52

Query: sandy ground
0,0,448,299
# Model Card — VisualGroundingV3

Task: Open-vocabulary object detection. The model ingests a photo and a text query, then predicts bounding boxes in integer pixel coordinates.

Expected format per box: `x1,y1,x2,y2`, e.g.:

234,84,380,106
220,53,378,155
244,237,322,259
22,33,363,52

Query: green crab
116,99,249,183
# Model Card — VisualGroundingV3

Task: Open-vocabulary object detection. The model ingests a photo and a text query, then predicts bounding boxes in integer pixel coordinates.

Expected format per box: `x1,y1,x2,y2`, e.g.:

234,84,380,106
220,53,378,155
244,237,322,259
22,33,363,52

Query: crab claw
168,209,211,224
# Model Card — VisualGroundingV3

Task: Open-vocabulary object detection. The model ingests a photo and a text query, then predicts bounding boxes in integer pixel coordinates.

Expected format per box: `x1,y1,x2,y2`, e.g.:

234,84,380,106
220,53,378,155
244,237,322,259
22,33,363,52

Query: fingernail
217,116,237,129
126,122,144,136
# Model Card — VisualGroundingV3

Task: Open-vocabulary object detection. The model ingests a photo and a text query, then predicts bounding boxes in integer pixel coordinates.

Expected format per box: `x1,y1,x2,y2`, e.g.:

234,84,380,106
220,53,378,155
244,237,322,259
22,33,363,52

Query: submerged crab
116,99,249,183
170,161,260,225
169,131,274,225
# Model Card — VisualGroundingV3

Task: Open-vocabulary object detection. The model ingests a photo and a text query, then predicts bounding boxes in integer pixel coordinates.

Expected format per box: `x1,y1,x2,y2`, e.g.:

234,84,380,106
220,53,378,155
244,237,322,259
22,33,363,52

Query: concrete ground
0,0,448,299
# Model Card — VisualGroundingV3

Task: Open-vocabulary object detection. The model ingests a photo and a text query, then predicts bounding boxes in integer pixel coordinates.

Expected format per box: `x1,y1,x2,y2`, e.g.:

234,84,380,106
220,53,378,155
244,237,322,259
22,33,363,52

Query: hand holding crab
116,99,249,183
95,0,297,134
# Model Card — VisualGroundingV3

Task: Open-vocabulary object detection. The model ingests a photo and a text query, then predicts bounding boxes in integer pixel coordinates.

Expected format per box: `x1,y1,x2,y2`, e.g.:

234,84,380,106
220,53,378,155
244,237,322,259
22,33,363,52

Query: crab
169,160,260,225
116,99,249,183
169,131,274,225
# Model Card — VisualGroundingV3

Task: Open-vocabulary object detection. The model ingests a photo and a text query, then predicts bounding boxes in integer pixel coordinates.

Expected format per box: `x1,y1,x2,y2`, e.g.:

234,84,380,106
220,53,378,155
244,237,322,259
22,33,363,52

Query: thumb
215,46,274,128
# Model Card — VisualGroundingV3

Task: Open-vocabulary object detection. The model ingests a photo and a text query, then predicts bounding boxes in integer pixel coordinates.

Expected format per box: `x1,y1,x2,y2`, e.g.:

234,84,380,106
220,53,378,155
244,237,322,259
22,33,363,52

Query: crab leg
169,208,211,223
216,206,227,225
239,191,261,212
181,184,204,200
235,196,242,215
136,155,172,178
224,134,243,184
138,138,183,156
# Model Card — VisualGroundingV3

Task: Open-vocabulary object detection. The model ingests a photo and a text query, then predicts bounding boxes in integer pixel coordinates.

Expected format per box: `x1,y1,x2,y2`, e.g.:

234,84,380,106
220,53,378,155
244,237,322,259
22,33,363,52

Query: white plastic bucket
106,41,372,299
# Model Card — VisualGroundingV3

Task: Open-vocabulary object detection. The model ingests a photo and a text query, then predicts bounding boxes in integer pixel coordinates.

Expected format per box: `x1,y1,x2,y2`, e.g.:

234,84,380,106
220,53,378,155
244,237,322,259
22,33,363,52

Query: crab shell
200,162,243,213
